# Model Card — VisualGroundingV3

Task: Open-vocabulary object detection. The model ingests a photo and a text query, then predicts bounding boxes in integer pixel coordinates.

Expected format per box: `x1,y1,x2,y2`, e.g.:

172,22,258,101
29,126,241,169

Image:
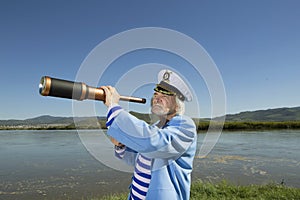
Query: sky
0,0,299,120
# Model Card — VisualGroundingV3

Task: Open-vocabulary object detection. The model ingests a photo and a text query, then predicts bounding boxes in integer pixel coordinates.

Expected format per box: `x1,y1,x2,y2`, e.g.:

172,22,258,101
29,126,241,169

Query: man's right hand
100,86,120,107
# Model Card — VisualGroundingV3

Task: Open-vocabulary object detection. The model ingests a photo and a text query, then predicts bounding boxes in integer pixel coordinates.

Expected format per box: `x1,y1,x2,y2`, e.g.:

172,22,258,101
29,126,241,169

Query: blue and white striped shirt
108,105,152,199
130,154,152,199
106,104,197,200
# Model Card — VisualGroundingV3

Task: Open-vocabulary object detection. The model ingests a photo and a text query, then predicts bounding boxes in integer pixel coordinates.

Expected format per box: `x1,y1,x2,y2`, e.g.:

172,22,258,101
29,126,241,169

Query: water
0,130,131,200
0,130,299,199
195,130,300,187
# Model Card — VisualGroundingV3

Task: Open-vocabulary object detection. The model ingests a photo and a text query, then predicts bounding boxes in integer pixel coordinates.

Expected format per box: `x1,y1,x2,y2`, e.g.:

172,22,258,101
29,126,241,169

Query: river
0,130,299,199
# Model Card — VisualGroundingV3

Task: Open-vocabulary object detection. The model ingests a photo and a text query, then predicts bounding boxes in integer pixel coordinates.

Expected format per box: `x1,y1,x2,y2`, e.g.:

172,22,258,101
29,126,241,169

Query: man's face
151,92,177,116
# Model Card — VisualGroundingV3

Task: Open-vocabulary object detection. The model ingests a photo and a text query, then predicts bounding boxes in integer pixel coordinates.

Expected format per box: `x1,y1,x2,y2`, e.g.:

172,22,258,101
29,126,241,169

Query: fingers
100,86,115,94
100,86,110,107
100,86,120,107
110,137,120,146
100,86,112,93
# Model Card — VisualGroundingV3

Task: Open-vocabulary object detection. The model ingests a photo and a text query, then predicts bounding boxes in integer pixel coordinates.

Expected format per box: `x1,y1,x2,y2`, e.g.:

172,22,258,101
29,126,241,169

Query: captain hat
154,69,192,102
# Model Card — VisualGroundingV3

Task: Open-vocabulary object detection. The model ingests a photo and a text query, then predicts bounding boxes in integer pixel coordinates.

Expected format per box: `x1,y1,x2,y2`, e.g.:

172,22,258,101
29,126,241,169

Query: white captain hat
154,69,192,102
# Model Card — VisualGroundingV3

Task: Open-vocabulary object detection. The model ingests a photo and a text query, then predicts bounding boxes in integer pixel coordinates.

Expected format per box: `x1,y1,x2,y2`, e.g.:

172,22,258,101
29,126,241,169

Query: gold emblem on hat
163,71,171,82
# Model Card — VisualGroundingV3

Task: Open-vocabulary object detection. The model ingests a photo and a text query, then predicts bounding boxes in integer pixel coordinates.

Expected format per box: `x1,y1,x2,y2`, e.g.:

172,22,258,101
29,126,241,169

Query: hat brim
154,85,175,96
154,81,185,101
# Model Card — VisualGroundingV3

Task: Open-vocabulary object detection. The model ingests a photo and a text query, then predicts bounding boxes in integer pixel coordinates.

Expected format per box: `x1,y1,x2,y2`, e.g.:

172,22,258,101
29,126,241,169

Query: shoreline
1,121,300,131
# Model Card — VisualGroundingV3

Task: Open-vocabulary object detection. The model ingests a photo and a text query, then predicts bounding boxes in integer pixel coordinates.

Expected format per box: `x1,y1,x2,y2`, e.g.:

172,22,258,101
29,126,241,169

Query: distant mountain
0,115,106,126
222,107,300,122
1,106,300,127
129,107,300,122
0,115,72,126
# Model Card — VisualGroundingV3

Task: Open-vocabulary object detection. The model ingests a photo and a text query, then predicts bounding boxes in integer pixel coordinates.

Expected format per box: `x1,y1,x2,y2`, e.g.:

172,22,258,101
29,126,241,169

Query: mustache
151,103,166,109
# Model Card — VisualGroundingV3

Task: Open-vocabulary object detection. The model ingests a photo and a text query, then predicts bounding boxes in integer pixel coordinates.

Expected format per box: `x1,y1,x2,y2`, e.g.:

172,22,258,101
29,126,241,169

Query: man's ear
175,104,179,113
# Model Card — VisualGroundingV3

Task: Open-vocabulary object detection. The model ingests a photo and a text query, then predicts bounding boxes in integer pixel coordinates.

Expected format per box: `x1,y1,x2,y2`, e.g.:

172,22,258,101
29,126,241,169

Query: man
101,69,197,200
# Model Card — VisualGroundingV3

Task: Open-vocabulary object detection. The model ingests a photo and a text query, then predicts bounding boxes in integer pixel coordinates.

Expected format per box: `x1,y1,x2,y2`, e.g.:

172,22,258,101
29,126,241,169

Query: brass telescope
39,76,146,104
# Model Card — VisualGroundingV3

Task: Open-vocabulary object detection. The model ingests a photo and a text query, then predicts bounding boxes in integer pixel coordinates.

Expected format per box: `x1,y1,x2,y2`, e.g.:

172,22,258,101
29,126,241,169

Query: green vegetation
195,121,300,131
96,180,300,200
2,120,300,131
1,106,300,130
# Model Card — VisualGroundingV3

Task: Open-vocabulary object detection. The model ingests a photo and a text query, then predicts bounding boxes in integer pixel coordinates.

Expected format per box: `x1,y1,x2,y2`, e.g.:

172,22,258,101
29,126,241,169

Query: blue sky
0,0,299,120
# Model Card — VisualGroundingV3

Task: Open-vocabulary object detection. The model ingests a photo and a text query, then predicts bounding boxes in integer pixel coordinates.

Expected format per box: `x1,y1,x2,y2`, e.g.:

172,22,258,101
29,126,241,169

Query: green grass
96,180,300,200
195,121,300,131
190,180,300,200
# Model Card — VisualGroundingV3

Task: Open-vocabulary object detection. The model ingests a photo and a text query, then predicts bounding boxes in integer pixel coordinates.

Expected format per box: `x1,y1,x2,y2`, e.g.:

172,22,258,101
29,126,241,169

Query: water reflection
0,130,299,199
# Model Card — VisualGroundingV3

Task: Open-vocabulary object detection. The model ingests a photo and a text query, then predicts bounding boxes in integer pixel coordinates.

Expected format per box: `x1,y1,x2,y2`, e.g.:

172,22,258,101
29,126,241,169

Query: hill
0,115,75,126
222,107,300,122
129,106,300,122
0,115,106,129
1,106,300,130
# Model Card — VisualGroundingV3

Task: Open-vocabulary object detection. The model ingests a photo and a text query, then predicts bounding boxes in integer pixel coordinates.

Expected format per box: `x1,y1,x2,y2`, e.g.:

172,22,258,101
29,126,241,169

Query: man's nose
153,96,161,103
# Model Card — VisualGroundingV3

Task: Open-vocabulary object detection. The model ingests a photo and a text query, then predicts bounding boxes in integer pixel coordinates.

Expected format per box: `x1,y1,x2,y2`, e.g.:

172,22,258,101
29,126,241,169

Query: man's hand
100,86,120,107
110,137,124,147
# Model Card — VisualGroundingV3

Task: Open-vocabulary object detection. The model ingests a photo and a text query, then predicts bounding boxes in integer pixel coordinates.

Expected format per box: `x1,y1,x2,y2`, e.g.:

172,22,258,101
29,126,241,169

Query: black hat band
154,81,185,101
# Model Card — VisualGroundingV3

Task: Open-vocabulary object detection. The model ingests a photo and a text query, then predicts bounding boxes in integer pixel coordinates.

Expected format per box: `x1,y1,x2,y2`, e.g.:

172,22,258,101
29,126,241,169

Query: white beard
151,104,169,116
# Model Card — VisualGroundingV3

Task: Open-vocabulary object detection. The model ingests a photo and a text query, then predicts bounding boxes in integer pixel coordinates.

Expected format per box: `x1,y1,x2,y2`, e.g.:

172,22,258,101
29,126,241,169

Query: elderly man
101,69,197,200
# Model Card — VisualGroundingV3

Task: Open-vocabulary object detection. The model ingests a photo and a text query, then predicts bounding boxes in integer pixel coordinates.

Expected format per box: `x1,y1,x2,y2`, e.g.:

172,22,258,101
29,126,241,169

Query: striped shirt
114,149,152,199
106,105,123,128
130,154,152,199
107,105,152,199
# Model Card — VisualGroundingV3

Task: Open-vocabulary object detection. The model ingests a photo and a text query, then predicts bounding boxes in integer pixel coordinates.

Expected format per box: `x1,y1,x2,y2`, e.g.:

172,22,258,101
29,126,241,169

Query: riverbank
1,121,300,131
99,180,300,200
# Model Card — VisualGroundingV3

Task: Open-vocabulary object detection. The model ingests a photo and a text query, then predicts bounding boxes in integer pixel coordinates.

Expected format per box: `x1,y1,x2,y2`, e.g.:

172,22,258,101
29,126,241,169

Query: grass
190,180,300,200
96,180,300,200
195,121,300,131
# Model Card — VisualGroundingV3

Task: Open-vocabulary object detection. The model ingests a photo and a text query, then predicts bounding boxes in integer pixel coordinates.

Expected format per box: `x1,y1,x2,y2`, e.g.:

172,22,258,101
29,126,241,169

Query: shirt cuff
106,104,123,128
114,145,126,159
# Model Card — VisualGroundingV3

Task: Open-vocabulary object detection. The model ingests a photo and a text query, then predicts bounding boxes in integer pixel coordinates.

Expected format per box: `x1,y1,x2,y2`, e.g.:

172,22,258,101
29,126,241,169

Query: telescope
39,76,146,104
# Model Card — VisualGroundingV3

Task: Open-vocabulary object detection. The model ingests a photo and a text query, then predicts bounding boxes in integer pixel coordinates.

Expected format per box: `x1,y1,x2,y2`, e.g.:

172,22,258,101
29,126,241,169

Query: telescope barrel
39,76,146,104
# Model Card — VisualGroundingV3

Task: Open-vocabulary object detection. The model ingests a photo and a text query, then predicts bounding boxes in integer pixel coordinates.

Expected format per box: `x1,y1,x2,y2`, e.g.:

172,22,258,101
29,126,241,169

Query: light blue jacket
107,108,197,200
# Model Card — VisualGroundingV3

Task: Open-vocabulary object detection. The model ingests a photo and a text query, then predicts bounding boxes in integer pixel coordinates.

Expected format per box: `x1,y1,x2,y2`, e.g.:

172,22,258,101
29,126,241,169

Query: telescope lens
39,83,43,93
39,77,45,94
39,76,51,96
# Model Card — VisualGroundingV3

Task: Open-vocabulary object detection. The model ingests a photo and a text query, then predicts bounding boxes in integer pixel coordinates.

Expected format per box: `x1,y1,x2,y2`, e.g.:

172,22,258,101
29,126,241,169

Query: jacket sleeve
107,108,196,159
114,146,138,167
